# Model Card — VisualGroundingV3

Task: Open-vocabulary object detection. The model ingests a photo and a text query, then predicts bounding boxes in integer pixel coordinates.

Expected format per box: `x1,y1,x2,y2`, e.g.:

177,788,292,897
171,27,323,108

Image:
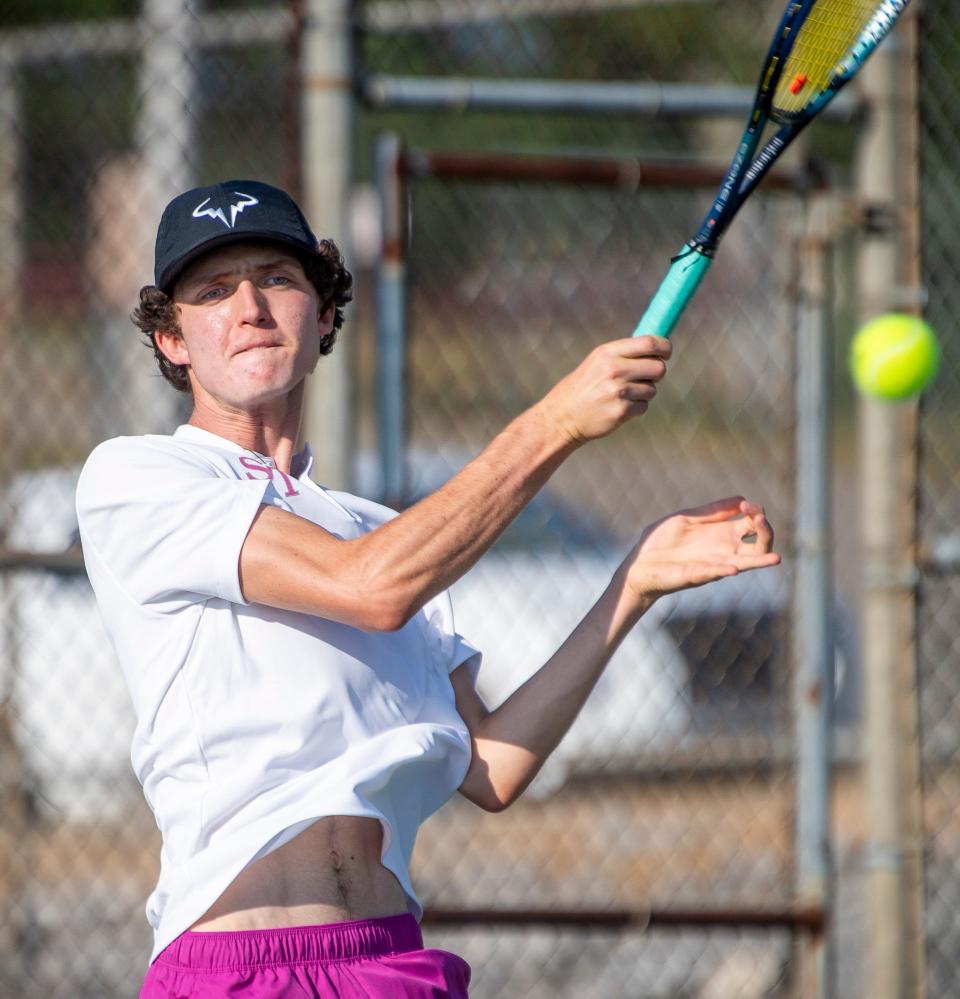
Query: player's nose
234,279,271,324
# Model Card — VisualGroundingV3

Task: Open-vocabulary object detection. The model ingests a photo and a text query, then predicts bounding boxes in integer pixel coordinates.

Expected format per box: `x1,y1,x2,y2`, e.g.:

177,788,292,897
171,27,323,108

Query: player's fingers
620,399,650,423
628,357,667,382
604,335,673,360
620,356,668,383
619,381,657,404
726,552,781,570
735,502,774,549
680,496,748,522
744,512,774,550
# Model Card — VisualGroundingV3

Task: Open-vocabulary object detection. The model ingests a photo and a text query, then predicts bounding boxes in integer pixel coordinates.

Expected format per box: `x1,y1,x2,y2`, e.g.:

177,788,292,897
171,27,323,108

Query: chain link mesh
0,0,951,996
0,4,301,996
917,0,960,994
394,161,802,997
366,4,803,992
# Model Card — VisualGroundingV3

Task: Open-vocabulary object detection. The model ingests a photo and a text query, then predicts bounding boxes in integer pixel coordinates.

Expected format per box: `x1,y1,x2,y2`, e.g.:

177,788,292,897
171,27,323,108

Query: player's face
169,242,331,409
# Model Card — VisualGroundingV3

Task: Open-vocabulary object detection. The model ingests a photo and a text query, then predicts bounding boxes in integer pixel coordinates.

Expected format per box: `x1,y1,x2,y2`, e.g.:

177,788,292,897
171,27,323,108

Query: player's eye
198,286,227,301
264,273,292,287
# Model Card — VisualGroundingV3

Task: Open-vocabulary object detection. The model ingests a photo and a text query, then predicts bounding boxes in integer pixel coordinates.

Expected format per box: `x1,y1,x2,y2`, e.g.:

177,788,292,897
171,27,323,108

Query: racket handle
632,246,713,338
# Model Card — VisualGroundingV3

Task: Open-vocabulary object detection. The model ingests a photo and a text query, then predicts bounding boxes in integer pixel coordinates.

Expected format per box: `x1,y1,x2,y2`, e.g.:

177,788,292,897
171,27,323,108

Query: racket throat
633,245,714,338
678,240,716,262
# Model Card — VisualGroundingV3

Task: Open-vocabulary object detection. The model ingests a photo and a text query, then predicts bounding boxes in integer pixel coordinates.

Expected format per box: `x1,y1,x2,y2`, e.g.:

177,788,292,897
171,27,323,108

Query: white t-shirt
75,425,481,962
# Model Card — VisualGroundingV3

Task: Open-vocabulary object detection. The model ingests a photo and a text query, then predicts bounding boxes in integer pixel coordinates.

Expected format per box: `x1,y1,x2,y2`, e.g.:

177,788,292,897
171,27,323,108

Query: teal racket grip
632,246,713,338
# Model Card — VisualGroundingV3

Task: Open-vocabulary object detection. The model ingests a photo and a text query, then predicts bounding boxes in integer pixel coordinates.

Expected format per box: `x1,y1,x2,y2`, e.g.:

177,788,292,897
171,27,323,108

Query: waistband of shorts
154,913,423,970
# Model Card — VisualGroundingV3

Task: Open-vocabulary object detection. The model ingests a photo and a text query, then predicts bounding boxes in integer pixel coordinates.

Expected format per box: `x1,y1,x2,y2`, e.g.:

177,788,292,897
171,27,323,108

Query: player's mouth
233,341,282,356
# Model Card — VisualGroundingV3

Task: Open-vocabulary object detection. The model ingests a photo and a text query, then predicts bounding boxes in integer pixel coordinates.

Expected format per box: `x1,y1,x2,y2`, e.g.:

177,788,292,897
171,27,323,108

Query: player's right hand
533,336,671,445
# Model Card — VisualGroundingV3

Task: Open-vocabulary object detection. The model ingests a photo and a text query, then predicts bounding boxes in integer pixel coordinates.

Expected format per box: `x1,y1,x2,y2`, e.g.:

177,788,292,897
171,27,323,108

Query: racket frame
633,0,911,339
691,0,817,253
732,0,913,211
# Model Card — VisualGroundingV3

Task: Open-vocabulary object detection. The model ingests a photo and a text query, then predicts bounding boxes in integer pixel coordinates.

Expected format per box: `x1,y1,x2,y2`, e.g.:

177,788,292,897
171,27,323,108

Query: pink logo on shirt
239,456,300,498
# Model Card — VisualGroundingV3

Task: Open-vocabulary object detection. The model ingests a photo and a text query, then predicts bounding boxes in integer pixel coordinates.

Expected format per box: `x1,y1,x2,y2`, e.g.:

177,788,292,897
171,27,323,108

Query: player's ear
319,301,335,328
154,328,190,366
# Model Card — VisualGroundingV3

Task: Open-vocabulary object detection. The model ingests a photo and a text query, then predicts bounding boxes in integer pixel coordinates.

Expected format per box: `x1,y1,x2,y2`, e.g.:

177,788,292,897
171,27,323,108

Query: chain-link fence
917,0,960,995
0,1,952,997
0,5,305,997
361,2,841,994
394,169,804,999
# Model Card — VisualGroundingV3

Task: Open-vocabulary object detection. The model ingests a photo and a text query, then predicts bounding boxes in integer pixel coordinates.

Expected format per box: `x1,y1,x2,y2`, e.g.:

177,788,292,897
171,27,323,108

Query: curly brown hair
131,238,353,393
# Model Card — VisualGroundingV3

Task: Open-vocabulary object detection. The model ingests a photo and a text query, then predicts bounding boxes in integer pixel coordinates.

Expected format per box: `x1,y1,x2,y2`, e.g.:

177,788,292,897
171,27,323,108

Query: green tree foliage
0,0,138,28
360,3,771,83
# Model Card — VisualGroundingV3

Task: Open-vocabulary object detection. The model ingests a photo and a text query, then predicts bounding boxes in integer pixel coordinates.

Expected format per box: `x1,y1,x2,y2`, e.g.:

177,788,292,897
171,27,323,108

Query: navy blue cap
154,179,320,293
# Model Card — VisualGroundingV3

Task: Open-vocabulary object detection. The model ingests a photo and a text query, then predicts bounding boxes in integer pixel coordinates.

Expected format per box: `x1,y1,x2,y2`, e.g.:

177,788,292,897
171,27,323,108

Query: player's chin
237,355,300,388
231,370,302,406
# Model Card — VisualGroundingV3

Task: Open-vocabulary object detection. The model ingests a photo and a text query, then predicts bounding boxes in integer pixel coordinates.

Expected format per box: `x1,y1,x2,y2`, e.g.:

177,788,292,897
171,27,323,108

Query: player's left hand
620,496,780,603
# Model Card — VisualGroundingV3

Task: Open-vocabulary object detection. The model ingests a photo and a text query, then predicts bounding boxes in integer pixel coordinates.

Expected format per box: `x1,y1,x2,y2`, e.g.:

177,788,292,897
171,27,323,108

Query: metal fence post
0,61,20,327
301,0,355,489
374,132,408,507
0,575,26,995
140,0,195,200
0,58,22,488
793,191,838,999
857,8,927,997
133,0,197,433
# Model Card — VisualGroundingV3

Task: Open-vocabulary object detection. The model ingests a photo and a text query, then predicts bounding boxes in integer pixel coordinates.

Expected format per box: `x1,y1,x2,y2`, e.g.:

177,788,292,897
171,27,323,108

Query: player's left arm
452,497,780,812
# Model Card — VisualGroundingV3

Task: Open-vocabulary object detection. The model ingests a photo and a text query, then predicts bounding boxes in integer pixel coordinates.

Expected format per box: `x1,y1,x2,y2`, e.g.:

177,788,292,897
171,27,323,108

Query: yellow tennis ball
849,314,940,401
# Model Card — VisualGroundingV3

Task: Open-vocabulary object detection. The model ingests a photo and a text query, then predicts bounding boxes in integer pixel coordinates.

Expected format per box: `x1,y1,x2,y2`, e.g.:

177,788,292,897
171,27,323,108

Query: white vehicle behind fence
5,454,850,819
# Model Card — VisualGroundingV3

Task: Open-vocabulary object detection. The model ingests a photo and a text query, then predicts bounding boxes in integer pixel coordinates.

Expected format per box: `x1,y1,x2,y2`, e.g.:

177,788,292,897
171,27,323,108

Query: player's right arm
238,336,670,631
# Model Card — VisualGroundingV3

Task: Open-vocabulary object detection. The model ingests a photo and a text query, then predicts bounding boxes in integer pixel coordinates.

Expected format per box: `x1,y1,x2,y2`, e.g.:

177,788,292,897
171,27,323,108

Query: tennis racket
633,0,911,338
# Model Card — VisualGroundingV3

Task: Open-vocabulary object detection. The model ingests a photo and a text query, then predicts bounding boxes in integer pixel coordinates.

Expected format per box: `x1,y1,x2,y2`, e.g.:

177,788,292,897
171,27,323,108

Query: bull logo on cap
191,191,259,229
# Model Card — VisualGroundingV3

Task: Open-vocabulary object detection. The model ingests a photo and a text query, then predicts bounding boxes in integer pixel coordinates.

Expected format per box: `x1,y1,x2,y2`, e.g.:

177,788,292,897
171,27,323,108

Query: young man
76,179,780,998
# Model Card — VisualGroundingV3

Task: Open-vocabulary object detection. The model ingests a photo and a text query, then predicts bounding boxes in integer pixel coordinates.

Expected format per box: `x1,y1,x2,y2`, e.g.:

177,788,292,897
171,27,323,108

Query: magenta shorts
139,913,471,998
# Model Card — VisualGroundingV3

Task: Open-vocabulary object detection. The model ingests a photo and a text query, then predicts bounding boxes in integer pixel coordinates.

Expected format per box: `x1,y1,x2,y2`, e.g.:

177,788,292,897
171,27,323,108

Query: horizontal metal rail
422,905,827,934
0,8,293,65
0,13,857,130
359,0,708,32
0,548,85,574
400,148,825,193
361,75,860,122
0,0,714,61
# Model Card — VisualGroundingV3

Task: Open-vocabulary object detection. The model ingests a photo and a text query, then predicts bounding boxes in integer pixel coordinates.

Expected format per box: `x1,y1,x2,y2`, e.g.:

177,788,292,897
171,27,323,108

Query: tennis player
76,179,780,998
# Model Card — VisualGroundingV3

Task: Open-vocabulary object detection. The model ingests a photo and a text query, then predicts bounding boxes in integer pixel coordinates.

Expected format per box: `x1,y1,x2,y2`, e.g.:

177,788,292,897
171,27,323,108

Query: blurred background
0,1,956,997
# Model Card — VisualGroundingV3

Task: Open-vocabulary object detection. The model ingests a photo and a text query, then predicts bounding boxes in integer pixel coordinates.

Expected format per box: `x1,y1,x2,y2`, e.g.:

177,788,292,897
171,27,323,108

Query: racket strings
773,0,879,115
